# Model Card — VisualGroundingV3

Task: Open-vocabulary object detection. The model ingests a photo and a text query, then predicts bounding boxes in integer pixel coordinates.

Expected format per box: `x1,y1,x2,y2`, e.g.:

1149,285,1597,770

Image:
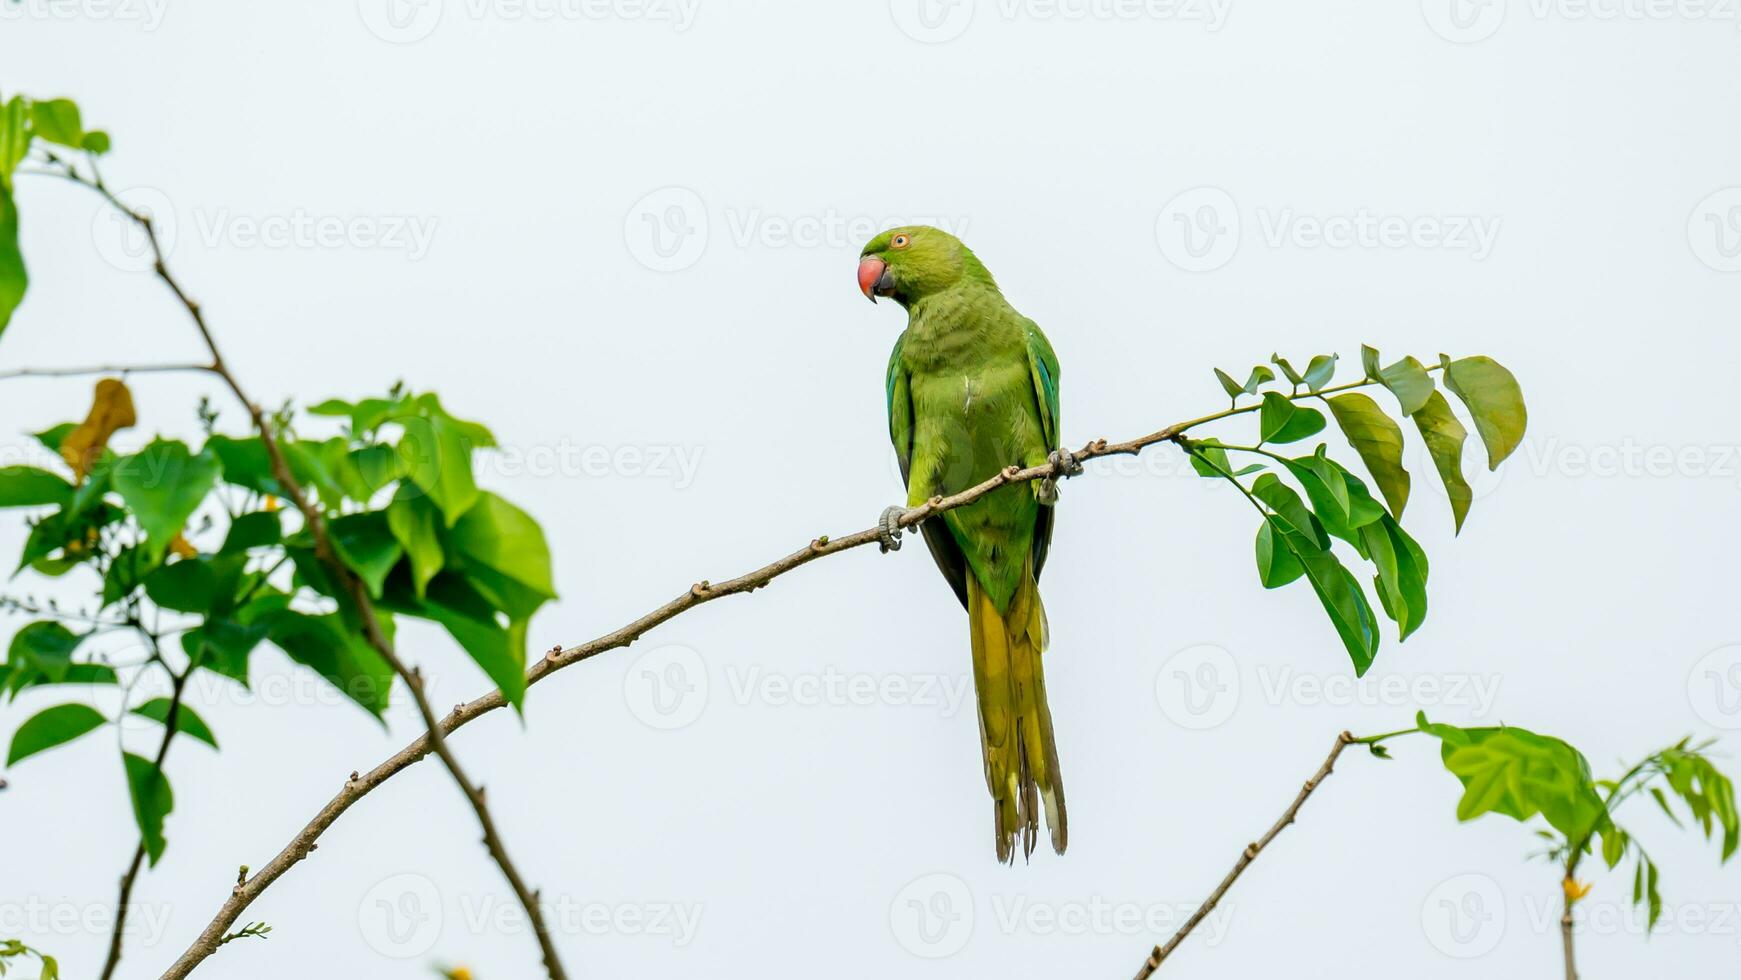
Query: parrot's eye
891,234,911,249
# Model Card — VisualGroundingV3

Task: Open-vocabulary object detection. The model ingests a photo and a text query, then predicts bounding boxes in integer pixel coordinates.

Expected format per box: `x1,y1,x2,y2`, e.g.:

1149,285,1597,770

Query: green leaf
0,467,72,507
27,99,85,149
445,492,556,620
1213,368,1244,400
181,618,265,687
386,486,444,597
1443,356,1527,469
130,698,218,749
1377,355,1435,416
122,752,174,866
1254,518,1305,589
145,558,221,613
343,444,403,501
396,416,479,525
82,130,111,155
0,179,25,339
261,610,395,718
204,435,283,497
1325,392,1410,518
1360,344,1382,381
34,422,77,454
1241,365,1275,394
1600,825,1628,869
1251,473,1327,548
0,96,28,183
1362,516,1429,641
1187,438,1234,478
221,511,282,554
396,573,528,711
1646,860,1662,928
7,703,107,765
7,622,79,686
1415,716,1607,840
1291,539,1380,675
1258,392,1326,444
1271,354,1303,386
329,512,403,598
1302,353,1338,392
111,440,222,555
1412,390,1473,533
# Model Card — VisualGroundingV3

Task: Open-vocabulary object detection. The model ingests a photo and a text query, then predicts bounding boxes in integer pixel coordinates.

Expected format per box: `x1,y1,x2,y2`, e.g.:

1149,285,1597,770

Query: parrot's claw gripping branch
1037,447,1084,505
877,505,911,553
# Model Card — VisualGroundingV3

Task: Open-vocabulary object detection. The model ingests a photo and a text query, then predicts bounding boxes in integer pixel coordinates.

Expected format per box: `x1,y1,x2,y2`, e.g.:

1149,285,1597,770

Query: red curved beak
858,256,888,303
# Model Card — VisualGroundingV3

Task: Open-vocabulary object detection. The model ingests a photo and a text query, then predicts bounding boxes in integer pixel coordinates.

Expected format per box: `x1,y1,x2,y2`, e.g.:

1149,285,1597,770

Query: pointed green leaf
446,492,555,620
1254,518,1305,589
1271,354,1303,386
1258,392,1327,444
0,467,72,507
1377,355,1435,416
1412,390,1473,533
1326,392,1410,518
1443,356,1527,469
111,440,222,554
123,752,174,865
28,99,85,149
1303,353,1338,392
261,610,395,718
0,179,25,339
1416,719,1607,840
7,703,107,765
130,698,218,749
1213,368,1244,400
396,416,480,525
329,512,403,599
386,486,443,597
1360,344,1382,381
1242,365,1275,394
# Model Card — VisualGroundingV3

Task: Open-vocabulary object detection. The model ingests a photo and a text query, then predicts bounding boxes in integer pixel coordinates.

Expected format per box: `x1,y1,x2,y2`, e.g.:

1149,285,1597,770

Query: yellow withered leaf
60,377,137,481
1562,878,1593,903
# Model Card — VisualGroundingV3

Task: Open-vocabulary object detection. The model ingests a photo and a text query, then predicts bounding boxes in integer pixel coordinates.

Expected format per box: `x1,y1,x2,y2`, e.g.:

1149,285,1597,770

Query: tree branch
34,159,569,980
0,362,212,382
1130,731,1356,979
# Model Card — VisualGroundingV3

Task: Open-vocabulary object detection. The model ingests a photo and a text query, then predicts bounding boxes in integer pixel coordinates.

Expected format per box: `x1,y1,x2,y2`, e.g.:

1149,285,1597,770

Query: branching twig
1130,731,1356,979
33,159,569,980
98,634,189,980
0,362,212,381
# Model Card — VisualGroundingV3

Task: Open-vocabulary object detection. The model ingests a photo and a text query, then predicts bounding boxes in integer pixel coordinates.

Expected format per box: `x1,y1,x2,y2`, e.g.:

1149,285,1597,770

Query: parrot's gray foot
877,506,910,553
1037,448,1083,506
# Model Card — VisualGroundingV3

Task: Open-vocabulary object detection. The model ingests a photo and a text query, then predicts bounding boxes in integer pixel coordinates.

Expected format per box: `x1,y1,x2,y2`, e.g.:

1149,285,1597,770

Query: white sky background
3,1,1740,977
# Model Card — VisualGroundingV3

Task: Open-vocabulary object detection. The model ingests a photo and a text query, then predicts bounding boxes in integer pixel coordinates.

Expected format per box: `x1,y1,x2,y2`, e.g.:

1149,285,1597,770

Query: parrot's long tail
967,561,1067,863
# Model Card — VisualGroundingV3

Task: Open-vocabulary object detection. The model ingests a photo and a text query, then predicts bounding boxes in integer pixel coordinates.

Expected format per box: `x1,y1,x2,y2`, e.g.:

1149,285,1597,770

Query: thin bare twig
32,159,569,980
0,362,211,381
1131,731,1356,979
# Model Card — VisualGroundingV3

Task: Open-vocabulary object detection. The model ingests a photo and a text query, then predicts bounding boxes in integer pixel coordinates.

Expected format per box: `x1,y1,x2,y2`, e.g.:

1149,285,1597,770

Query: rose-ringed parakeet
859,225,1077,863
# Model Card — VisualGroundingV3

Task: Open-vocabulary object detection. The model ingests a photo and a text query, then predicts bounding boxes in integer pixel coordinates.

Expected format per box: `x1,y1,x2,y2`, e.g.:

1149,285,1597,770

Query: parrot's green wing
1024,320,1060,580
887,333,970,608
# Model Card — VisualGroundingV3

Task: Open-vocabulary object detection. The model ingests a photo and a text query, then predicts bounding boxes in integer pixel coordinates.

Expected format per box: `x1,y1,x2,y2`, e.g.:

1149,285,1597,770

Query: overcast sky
3,1,1740,977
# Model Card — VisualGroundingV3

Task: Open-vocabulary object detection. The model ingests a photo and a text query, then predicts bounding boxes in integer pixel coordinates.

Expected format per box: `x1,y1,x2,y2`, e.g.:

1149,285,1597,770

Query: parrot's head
857,225,992,307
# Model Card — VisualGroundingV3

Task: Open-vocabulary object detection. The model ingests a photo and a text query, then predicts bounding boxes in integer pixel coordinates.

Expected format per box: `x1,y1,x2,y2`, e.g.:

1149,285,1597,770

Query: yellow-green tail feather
967,562,1066,863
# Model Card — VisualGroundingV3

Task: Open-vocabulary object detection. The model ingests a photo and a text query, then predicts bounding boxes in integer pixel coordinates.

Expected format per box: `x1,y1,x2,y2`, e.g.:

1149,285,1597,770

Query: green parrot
859,225,1075,862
